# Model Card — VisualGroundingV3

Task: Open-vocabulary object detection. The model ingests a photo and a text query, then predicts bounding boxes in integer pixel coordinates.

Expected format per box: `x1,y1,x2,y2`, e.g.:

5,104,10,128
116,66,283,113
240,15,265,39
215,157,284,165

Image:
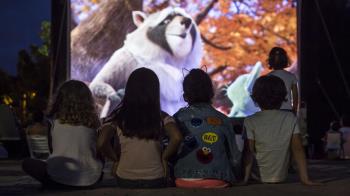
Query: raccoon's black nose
181,17,192,29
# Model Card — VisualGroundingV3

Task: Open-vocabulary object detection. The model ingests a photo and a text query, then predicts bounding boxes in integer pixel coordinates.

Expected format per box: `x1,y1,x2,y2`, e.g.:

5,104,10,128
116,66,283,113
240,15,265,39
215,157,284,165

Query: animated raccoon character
89,7,203,117
226,61,262,118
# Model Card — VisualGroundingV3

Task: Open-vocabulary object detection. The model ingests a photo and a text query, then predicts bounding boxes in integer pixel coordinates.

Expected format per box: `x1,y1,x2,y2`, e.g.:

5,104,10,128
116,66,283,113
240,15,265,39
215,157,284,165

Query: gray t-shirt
244,110,299,183
268,70,298,110
47,120,103,186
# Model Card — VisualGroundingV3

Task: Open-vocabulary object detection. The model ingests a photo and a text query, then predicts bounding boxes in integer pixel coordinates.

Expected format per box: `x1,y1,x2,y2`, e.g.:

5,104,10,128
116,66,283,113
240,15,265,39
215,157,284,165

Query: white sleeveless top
47,120,103,186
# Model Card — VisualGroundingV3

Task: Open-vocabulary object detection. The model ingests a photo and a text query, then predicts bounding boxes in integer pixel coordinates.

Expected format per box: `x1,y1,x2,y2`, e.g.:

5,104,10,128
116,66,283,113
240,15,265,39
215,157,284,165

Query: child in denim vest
174,69,241,188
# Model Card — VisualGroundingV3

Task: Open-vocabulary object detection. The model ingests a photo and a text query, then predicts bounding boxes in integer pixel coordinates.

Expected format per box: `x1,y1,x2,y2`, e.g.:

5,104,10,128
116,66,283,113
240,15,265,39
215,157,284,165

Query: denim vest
173,103,241,183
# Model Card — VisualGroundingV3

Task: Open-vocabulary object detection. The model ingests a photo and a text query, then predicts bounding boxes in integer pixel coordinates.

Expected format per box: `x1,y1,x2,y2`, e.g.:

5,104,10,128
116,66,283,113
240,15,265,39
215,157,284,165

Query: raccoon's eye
163,19,171,24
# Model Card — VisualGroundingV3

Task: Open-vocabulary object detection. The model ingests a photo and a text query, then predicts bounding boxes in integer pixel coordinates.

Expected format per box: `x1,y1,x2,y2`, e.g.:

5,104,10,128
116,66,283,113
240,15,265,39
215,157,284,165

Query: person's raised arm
291,133,322,185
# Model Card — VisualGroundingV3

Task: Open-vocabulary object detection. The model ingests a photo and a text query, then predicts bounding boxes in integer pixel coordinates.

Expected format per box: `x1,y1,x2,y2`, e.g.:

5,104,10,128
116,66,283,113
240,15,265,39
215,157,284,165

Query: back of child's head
183,69,214,105
268,47,289,70
107,67,162,140
330,121,341,131
341,114,350,127
47,80,100,129
251,75,287,110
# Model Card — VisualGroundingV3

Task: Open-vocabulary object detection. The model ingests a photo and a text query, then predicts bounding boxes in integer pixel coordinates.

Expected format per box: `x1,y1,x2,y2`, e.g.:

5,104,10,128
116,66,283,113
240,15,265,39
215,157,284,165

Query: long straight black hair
106,67,162,140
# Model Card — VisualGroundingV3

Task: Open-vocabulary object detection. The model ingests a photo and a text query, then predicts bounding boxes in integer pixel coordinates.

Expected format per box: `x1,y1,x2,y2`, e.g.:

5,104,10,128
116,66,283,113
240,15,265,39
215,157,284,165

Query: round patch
206,117,222,126
202,132,219,144
191,118,203,127
196,147,213,164
184,135,197,148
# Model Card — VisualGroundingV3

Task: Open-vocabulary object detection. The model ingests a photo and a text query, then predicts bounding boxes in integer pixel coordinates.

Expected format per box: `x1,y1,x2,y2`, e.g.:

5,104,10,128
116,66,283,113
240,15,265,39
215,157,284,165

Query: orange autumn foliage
199,0,297,85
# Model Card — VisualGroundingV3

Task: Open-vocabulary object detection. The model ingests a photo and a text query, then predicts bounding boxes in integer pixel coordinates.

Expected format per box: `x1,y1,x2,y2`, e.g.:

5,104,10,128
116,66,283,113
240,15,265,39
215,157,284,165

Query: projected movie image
70,0,297,118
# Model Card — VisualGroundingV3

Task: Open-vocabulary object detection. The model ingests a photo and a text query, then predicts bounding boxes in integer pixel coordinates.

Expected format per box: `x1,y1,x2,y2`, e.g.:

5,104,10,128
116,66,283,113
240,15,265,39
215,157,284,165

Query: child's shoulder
174,107,188,117
246,110,295,120
270,69,297,78
174,105,229,121
211,108,230,121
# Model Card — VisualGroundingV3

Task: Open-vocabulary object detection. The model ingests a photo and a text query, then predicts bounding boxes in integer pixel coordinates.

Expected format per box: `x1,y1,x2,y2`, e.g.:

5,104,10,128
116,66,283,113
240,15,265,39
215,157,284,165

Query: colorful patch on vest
196,147,213,164
206,117,222,126
202,132,219,144
191,118,203,127
184,135,197,148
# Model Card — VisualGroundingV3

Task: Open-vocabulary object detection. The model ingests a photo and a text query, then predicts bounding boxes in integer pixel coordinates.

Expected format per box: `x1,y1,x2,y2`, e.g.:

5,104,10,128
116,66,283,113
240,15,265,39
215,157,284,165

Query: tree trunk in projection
70,0,143,81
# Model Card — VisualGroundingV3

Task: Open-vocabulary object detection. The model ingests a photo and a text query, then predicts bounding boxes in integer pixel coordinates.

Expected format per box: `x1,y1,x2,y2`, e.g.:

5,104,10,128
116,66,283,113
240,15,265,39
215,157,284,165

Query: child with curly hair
242,75,320,185
22,80,103,189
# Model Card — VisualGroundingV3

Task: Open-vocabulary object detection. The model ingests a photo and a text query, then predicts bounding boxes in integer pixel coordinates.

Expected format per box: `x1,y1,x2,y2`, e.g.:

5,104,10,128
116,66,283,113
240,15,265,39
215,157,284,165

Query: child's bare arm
163,121,183,160
242,139,255,184
96,124,119,162
162,121,183,176
291,134,322,185
291,83,299,113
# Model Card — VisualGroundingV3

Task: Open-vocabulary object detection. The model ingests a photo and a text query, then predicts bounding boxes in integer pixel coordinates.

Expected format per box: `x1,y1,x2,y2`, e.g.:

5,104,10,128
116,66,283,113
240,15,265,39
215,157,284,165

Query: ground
0,160,350,196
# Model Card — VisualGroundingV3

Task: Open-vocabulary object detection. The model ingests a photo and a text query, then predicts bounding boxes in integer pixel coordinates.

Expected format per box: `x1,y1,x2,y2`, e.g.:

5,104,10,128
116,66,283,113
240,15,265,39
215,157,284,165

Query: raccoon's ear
132,11,147,27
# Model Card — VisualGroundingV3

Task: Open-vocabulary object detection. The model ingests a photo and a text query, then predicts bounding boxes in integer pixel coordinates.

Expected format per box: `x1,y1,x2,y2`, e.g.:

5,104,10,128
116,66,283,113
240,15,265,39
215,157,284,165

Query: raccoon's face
132,8,197,58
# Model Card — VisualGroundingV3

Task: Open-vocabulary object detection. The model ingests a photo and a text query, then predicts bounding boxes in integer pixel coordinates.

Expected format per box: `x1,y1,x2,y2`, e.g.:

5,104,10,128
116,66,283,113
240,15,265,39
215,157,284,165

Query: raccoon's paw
107,91,122,103
116,89,125,98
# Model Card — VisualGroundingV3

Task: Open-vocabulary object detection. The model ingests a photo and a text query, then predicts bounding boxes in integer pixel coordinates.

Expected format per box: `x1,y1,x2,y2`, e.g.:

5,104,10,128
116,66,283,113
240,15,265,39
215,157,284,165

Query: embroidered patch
191,118,203,127
184,135,197,148
202,132,219,144
196,147,213,164
206,117,222,126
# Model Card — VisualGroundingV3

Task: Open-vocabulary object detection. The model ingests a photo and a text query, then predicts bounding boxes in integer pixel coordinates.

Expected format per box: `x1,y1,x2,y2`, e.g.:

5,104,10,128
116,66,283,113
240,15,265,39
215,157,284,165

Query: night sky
0,0,51,76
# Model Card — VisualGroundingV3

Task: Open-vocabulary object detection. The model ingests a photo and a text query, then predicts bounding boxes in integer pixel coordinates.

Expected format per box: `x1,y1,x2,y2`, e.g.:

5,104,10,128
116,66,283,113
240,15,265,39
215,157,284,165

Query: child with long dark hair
267,47,299,113
242,75,320,185
173,69,241,188
22,80,103,188
97,67,182,188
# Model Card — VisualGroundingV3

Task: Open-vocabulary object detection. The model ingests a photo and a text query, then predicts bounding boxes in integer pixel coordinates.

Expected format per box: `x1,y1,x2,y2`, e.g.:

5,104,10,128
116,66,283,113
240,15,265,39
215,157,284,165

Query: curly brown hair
47,80,100,129
251,75,287,110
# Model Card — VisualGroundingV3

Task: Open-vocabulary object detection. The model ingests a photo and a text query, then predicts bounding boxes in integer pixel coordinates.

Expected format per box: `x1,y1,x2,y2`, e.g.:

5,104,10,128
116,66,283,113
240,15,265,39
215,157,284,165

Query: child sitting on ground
97,68,182,189
324,121,343,159
242,75,320,185
26,110,49,136
173,69,241,188
22,80,103,189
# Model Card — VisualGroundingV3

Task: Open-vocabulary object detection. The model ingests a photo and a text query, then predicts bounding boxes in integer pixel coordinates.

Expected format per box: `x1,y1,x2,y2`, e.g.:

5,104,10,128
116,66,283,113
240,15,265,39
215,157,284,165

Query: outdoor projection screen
69,0,297,117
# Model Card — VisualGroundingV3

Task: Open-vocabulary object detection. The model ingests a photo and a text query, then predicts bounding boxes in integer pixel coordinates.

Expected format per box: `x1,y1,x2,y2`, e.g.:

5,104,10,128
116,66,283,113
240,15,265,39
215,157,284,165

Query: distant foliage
15,21,51,122
37,21,51,57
